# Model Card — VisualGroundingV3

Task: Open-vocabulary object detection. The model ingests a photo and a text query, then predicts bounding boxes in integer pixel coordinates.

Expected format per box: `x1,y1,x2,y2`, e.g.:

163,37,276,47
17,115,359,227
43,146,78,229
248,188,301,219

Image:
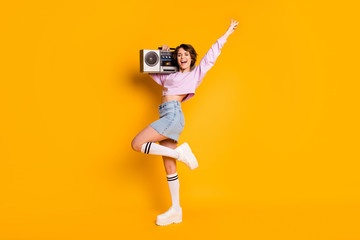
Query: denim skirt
150,100,185,142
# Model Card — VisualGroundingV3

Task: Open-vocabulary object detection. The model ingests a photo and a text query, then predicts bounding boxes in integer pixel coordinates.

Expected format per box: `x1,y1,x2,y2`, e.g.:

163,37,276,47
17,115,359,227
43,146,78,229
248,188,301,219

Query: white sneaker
175,142,199,170
156,206,182,226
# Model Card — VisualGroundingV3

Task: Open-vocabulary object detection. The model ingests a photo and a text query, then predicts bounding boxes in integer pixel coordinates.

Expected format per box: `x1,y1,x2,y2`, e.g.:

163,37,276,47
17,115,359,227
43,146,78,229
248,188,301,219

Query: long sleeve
148,73,164,86
195,35,227,88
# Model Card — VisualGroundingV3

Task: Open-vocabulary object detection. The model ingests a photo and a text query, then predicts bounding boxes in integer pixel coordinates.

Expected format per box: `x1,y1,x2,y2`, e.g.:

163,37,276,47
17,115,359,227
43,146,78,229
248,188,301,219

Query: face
177,48,192,72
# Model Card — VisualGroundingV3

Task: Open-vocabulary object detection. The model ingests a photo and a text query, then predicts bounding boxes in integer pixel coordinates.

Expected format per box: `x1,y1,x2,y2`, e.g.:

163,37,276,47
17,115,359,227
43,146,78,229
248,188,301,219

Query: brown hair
173,44,198,71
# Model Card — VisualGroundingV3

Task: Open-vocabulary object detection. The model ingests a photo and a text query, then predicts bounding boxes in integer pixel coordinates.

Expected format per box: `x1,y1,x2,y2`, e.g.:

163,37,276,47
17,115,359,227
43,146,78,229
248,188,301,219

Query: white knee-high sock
141,142,179,159
167,172,180,210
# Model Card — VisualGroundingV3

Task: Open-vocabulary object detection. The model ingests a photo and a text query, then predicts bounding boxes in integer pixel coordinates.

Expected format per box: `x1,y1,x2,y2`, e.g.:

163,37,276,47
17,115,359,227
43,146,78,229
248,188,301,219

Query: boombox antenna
158,47,176,50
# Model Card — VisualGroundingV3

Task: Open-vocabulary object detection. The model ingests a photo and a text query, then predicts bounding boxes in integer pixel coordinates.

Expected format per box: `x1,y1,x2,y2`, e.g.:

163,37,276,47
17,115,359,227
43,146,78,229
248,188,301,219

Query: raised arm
223,18,239,40
199,18,239,70
195,18,239,87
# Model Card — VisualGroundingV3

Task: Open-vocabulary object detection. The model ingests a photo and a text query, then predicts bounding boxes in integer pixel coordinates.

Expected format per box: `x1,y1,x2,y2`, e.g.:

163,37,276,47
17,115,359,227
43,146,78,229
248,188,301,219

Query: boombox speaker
140,47,178,73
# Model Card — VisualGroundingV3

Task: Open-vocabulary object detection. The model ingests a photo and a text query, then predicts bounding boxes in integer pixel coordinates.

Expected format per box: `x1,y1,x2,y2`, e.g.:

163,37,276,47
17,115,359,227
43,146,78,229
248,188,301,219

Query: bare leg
158,139,181,219
159,139,178,174
131,125,169,152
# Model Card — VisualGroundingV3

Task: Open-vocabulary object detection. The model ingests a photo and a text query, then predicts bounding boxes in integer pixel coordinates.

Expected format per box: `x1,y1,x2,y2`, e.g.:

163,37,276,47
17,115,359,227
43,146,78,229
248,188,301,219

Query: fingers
230,18,239,26
161,45,170,51
233,21,239,28
225,18,239,36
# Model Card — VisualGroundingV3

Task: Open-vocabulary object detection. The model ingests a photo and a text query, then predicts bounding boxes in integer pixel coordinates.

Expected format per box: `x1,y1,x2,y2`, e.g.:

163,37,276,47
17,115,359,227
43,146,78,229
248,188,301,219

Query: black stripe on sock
146,142,152,154
167,177,178,181
167,175,178,181
144,142,149,154
167,177,178,180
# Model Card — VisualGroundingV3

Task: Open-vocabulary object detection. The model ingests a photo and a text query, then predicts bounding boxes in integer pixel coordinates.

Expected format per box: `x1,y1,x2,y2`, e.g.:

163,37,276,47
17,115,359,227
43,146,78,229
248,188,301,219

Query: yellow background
1,0,360,239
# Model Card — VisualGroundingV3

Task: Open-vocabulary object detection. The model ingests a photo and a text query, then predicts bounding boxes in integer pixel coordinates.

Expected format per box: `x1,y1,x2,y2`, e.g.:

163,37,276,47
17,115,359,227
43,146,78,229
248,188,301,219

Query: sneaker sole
156,216,182,226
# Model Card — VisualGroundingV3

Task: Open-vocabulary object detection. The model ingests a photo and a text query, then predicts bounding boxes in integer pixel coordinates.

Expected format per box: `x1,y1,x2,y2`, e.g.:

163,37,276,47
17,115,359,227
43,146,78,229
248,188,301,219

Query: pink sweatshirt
149,35,227,102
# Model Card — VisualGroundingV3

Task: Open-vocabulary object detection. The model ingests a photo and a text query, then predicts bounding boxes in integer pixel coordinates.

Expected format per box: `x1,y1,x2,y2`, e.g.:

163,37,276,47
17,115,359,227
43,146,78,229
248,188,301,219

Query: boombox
140,47,178,73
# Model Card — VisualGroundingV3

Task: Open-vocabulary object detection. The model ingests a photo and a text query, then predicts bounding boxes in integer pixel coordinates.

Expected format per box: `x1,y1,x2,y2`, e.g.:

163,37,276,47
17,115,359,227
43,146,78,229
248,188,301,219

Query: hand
224,18,239,37
161,45,170,51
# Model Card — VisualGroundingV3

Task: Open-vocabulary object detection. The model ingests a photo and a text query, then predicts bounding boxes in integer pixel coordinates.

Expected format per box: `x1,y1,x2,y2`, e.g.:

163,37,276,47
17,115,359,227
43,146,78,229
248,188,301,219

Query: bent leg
131,125,179,159
131,125,167,151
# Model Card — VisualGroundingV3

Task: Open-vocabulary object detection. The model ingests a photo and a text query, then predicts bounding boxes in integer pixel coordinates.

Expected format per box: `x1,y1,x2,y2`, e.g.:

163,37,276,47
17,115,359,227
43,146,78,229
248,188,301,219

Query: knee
165,166,177,175
131,138,142,152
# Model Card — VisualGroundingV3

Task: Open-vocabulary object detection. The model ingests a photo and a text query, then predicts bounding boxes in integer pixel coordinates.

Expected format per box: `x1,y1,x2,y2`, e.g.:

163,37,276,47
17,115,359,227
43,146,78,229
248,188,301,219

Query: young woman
131,18,239,226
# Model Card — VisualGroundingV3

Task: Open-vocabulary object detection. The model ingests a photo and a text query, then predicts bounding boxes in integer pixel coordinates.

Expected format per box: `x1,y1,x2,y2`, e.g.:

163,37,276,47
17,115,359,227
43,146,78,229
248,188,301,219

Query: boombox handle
158,47,176,50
